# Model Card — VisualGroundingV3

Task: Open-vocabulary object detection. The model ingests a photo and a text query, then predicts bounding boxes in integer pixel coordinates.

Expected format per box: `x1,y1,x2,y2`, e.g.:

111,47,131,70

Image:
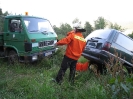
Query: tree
84,22,93,37
72,18,81,24
108,22,125,32
94,16,107,30
0,8,4,32
53,25,61,35
128,31,133,39
0,8,2,15
0,8,9,32
53,23,72,39
3,11,9,16
59,23,72,35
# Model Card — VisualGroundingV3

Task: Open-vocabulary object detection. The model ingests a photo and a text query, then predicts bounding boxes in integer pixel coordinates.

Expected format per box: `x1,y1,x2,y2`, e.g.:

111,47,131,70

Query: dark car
82,29,133,73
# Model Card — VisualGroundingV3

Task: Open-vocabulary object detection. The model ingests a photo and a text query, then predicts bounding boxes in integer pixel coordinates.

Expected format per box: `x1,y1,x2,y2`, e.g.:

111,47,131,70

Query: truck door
4,18,25,52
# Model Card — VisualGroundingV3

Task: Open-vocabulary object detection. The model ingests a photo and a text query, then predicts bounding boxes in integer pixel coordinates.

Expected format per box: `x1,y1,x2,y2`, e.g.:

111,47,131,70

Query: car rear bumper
82,50,109,64
82,49,133,67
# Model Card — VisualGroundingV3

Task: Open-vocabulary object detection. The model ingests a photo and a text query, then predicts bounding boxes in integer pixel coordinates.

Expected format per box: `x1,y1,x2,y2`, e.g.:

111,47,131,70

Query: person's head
73,22,86,32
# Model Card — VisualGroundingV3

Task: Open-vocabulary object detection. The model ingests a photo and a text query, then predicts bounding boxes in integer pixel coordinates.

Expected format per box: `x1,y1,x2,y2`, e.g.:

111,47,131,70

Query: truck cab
0,14,58,63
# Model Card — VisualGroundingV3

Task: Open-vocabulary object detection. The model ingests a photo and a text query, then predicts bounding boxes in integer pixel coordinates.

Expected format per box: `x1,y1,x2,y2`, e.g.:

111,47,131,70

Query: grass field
0,47,133,99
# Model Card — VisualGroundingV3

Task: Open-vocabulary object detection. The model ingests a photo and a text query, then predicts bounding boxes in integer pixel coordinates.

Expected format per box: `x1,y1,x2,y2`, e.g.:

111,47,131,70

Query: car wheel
89,63,106,74
125,65,133,74
89,63,98,74
8,50,18,64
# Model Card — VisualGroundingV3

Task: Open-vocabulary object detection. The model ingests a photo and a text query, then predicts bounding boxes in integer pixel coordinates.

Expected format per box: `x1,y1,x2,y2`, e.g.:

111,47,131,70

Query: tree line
0,8,9,32
53,17,133,39
0,8,133,38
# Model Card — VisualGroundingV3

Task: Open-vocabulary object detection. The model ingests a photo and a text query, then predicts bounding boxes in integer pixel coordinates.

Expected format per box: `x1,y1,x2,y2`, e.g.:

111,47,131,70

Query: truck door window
24,20,29,28
9,19,21,32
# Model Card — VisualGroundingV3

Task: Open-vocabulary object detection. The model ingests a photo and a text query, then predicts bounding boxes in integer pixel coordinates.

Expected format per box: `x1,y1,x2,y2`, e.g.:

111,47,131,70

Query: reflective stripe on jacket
57,31,86,60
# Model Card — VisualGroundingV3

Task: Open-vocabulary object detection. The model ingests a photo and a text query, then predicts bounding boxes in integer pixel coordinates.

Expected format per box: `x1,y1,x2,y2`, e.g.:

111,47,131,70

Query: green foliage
1,49,133,99
0,8,9,32
3,11,9,16
53,25,61,34
60,23,72,35
109,22,125,32
94,16,108,30
128,31,133,39
84,21,93,37
100,52,133,99
78,56,88,63
72,18,81,24
0,64,108,99
53,23,72,39
0,8,2,15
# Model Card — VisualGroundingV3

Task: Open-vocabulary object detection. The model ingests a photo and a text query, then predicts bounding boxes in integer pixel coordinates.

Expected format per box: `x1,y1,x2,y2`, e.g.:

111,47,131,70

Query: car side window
115,33,133,51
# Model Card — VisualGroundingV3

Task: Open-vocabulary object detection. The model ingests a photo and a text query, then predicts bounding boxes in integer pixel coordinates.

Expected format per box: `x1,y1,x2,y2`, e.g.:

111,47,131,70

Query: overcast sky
0,0,133,29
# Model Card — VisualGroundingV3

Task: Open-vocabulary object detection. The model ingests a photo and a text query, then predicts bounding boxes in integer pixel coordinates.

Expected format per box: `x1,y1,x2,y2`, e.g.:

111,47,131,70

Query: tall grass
0,47,133,99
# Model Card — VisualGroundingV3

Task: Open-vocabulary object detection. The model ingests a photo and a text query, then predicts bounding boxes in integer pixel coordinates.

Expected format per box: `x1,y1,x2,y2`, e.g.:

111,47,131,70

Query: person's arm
56,33,73,46
82,42,86,52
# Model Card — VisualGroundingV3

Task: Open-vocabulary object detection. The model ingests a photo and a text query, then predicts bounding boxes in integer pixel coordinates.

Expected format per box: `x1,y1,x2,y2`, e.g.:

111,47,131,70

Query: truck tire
8,50,18,64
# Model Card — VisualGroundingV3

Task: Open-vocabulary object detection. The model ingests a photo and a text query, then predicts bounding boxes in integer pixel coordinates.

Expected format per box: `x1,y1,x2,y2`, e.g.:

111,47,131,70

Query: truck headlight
55,48,58,52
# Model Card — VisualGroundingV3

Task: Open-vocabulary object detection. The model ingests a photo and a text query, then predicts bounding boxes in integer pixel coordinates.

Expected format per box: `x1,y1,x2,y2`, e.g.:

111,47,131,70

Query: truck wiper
41,31,47,33
41,31,48,35
29,30,39,32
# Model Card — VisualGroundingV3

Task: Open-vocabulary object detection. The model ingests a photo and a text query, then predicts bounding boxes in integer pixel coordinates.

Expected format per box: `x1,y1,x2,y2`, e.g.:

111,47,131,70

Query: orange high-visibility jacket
57,31,86,60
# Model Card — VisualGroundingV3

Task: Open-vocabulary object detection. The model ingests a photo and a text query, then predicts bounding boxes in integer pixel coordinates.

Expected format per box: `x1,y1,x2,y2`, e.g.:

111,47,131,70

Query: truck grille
39,40,54,48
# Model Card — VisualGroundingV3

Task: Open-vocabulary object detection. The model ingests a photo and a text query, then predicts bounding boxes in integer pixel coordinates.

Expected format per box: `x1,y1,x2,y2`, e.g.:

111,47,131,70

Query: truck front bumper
19,48,58,62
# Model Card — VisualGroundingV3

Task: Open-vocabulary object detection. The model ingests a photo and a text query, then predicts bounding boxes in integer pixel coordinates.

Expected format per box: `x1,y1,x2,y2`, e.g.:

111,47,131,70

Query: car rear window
85,29,112,40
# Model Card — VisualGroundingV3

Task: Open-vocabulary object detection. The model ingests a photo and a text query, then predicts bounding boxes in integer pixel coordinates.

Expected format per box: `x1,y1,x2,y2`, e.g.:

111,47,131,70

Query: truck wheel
8,50,18,64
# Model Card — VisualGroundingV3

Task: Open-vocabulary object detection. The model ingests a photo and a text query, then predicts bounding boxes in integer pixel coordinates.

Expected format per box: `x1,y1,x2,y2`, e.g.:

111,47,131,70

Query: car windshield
23,17,54,33
85,29,112,41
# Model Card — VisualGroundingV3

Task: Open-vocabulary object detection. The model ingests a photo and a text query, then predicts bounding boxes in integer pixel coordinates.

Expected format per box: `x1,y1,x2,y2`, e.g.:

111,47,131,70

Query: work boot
51,78,57,83
50,78,61,85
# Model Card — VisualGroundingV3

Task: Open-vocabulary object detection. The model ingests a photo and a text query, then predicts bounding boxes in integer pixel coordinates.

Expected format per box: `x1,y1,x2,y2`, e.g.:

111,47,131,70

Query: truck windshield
23,17,54,33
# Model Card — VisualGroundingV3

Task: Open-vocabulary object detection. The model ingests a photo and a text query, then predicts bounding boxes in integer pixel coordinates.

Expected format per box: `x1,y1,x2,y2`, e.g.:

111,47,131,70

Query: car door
114,32,133,64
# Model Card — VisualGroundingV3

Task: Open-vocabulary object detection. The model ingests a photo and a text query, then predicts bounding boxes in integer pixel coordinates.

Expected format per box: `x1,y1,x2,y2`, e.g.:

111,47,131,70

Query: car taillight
102,42,111,51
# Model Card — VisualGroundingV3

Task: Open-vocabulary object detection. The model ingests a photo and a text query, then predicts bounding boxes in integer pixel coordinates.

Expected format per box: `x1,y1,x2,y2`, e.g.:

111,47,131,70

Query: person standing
54,23,86,84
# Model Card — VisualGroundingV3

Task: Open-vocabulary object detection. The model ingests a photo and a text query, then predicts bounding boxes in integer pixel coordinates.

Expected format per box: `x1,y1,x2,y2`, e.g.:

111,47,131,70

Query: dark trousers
56,55,77,84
